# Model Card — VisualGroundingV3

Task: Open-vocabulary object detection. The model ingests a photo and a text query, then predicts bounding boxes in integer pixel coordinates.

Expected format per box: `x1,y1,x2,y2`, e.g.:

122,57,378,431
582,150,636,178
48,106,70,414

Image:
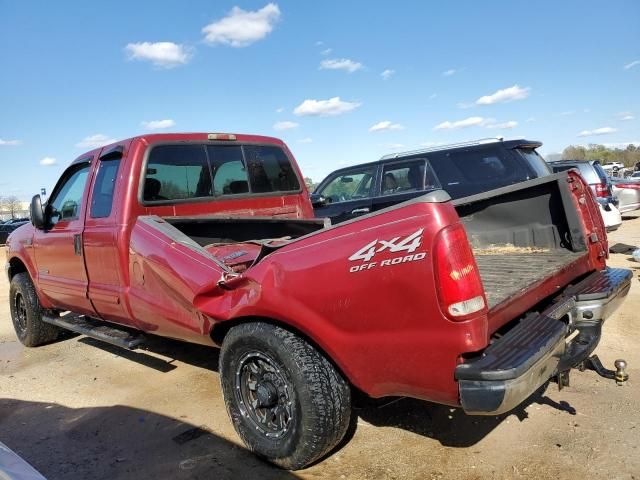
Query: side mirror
310,193,327,208
30,195,46,230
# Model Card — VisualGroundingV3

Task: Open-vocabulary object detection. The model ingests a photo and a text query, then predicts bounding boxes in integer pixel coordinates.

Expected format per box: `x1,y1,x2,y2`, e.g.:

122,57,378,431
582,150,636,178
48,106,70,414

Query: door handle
351,207,370,215
73,234,82,256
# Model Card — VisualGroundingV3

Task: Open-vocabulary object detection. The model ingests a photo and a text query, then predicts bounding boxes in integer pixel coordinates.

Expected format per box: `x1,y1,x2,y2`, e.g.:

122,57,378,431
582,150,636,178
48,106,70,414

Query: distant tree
561,143,640,168
304,177,316,191
562,145,587,160
1,196,22,219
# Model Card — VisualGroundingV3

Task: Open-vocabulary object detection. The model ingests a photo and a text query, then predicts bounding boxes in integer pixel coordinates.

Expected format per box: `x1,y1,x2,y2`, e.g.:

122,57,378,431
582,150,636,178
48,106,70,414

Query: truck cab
8,133,313,324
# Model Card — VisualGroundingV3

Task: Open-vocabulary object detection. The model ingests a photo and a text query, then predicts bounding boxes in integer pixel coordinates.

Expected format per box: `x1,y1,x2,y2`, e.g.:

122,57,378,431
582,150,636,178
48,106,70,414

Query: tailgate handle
73,234,82,255
589,232,599,243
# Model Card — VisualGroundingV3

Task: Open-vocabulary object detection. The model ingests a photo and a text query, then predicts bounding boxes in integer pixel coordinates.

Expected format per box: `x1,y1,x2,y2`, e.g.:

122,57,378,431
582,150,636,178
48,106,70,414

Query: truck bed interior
453,175,588,309
162,216,328,272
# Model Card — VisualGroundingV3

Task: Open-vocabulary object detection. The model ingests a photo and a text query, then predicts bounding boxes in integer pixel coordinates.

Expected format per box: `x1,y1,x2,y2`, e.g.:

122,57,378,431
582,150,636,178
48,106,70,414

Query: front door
313,165,378,224
33,160,95,315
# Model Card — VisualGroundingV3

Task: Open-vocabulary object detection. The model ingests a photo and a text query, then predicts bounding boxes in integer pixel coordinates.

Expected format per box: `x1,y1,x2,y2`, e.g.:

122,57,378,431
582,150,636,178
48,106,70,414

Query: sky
1,0,639,200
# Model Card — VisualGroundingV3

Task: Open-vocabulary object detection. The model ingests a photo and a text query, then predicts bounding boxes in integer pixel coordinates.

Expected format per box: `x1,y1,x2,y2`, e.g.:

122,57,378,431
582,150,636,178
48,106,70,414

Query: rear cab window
141,143,301,204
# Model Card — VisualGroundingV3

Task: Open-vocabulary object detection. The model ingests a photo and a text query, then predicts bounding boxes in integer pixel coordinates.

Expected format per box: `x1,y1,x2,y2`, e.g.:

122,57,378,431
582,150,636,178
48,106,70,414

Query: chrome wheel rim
234,351,293,439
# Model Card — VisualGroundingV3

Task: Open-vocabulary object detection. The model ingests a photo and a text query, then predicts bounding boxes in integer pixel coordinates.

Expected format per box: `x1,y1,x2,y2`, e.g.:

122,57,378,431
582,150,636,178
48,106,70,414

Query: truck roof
72,132,286,164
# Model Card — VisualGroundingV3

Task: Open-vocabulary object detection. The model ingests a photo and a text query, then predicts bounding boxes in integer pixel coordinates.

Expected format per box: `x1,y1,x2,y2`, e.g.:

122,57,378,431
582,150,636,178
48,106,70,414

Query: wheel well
8,257,28,281
211,316,354,389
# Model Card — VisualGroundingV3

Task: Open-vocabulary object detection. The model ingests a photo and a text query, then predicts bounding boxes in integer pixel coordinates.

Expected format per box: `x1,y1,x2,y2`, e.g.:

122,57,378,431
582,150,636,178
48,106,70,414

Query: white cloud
526,117,536,122
294,97,361,117
142,119,175,130
0,138,21,146
475,84,530,105
369,120,404,132
275,107,284,113
485,120,518,129
319,58,363,73
202,3,280,47
320,48,332,56
315,41,324,46
298,137,313,144
76,134,116,149
456,102,475,109
623,60,640,70
577,127,618,137
273,121,299,131
39,157,57,166
381,69,395,80
434,116,488,130
442,68,457,76
616,112,635,121
125,42,192,68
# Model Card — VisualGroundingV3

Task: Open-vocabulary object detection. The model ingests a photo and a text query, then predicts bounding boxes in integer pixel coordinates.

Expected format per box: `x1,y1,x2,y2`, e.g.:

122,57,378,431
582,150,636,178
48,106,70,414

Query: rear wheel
219,322,351,470
9,273,60,347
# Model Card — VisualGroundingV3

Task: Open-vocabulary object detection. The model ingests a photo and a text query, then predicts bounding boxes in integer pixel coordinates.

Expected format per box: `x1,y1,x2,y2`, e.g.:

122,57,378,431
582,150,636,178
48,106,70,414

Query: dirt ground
1,216,639,480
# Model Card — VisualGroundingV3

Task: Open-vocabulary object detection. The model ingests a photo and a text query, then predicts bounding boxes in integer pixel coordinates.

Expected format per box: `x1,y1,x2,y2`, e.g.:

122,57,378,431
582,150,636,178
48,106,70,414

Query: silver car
610,177,640,213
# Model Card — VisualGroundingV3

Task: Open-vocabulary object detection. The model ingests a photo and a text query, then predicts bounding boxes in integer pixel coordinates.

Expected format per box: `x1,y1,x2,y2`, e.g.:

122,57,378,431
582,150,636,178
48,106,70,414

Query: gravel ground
1,215,639,480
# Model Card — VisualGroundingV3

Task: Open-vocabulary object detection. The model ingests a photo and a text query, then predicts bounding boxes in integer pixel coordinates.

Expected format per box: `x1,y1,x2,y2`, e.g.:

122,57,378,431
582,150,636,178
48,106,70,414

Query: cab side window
317,167,376,204
48,165,91,222
90,159,121,218
144,145,212,202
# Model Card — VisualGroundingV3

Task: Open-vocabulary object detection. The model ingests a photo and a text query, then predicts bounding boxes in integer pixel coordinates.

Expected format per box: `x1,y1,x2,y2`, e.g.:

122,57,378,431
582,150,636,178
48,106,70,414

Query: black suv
312,138,551,223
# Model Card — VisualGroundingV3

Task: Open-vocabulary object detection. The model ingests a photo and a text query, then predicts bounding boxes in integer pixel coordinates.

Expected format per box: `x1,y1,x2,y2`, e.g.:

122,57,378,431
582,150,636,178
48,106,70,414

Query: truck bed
475,251,585,308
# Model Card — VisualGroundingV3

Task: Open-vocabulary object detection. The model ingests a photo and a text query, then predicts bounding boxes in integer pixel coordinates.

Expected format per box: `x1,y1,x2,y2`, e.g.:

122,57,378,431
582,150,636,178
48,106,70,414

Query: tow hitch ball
577,355,629,385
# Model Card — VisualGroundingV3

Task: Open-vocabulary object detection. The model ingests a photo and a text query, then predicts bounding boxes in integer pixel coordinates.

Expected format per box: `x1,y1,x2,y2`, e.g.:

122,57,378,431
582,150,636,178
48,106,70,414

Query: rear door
371,159,436,212
33,158,95,314
83,145,130,324
313,165,378,223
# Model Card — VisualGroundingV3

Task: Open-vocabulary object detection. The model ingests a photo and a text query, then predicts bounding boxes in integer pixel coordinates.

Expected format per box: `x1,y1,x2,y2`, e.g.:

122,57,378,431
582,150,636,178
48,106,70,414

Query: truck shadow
75,336,577,452
355,384,575,448
79,335,220,373
0,399,298,480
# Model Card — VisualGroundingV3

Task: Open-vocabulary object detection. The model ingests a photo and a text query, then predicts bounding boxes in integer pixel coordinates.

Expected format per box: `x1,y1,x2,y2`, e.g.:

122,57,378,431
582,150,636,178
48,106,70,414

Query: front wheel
9,273,60,347
219,322,351,470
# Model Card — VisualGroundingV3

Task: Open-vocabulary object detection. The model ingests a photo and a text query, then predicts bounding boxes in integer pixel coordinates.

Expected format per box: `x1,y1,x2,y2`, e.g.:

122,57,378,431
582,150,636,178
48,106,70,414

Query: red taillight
433,223,487,321
594,182,608,198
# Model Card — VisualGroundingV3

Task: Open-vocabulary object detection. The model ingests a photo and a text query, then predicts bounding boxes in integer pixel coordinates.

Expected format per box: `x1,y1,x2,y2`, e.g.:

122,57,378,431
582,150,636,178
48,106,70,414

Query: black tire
219,322,351,470
9,273,59,347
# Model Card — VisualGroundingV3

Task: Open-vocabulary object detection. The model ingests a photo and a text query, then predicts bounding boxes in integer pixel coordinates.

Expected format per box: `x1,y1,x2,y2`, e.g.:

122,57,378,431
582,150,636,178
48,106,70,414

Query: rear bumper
456,267,632,415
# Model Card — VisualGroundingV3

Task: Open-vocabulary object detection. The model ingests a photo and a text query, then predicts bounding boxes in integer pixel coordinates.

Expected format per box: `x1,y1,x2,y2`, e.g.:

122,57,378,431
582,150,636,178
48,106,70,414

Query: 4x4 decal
348,228,427,272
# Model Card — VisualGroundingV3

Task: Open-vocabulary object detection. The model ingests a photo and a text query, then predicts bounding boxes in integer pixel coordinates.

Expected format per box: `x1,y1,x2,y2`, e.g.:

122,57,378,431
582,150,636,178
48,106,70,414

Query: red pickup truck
5,133,631,469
